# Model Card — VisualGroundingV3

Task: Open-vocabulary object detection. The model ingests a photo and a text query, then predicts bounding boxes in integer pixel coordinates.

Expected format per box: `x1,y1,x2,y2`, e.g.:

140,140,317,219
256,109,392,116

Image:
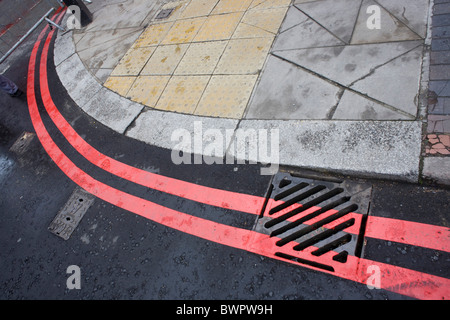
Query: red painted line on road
28,18,450,300
40,17,450,254
365,215,450,253
37,16,450,254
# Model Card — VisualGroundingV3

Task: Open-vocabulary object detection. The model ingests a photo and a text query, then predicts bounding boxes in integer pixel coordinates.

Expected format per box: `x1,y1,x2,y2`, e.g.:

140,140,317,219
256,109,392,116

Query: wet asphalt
0,26,449,304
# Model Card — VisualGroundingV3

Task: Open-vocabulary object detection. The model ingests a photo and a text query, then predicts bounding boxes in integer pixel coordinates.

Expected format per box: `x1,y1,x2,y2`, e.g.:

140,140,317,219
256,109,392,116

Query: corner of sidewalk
420,0,450,187
51,0,450,187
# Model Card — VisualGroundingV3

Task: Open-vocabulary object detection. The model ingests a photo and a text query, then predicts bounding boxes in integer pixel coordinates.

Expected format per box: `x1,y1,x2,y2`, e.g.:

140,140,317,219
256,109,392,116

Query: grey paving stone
54,29,75,67
274,41,422,87
431,38,450,51
376,0,431,39
125,109,239,158
423,157,450,185
246,55,341,120
55,53,103,108
430,64,450,80
273,8,344,51
332,90,412,120
429,80,450,96
430,50,450,64
83,87,144,134
234,119,423,182
350,46,423,116
431,25,450,38
351,0,422,44
295,0,361,44
432,13,450,27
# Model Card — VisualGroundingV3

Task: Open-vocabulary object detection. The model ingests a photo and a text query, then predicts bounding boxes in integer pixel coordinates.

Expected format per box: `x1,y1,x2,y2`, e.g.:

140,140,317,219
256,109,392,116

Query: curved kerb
53,13,423,182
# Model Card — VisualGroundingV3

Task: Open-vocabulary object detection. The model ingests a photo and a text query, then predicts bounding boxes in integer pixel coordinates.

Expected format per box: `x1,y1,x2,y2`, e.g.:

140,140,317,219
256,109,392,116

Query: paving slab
332,90,413,120
155,75,210,113
245,55,341,120
351,0,422,44
127,75,171,107
274,41,422,87
376,0,431,39
273,8,344,51
294,0,361,44
52,0,437,183
56,52,103,108
232,120,423,181
125,108,239,158
423,157,450,184
350,46,424,117
83,87,145,134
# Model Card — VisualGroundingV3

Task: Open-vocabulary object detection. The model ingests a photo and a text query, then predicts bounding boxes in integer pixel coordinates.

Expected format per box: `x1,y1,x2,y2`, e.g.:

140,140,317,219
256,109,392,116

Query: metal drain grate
255,172,372,270
48,188,95,240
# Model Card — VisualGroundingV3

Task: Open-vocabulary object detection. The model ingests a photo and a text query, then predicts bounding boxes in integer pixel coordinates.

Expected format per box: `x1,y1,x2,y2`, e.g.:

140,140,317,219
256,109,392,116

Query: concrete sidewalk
53,0,450,185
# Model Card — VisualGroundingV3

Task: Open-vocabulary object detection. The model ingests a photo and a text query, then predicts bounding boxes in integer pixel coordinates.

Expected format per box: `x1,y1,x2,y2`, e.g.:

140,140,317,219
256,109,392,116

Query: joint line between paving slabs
270,52,417,120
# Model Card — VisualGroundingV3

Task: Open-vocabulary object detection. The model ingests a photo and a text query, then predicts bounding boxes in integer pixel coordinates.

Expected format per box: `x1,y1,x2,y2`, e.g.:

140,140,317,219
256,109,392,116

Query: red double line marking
28,10,450,300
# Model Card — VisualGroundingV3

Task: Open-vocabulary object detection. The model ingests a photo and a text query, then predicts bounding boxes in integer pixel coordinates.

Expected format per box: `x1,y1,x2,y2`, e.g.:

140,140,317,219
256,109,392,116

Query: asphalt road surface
0,17,449,307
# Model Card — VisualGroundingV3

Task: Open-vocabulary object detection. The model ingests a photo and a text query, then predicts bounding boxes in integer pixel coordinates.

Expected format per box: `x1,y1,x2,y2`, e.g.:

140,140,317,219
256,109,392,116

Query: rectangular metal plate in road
48,188,95,240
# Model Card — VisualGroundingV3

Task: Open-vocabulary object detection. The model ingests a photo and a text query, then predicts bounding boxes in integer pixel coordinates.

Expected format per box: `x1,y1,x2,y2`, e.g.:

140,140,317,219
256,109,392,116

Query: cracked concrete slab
332,90,413,120
273,8,344,51
274,40,422,87
294,0,362,44
350,46,423,116
351,0,422,44
245,55,341,120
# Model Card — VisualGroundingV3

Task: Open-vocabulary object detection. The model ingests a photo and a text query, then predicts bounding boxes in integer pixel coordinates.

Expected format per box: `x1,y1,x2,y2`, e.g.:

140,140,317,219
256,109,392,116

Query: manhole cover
48,188,95,240
155,8,174,20
255,172,371,271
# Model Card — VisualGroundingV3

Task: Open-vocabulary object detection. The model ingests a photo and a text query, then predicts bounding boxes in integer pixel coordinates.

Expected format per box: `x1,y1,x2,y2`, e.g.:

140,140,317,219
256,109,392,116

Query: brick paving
426,0,450,157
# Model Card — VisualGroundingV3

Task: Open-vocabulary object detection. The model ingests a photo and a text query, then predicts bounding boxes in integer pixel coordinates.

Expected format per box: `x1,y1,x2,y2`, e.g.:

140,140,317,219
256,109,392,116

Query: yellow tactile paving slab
155,75,210,113
105,0,291,119
214,37,274,74
250,0,292,10
193,12,243,42
126,75,170,107
161,17,207,45
194,75,258,118
111,46,156,76
212,0,253,14
175,41,227,75
179,0,219,19
104,76,136,96
240,7,288,34
141,44,189,75
133,22,174,48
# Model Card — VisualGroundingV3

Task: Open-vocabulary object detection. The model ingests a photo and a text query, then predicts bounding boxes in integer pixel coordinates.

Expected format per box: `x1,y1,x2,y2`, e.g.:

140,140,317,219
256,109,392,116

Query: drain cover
48,188,95,240
155,8,174,20
255,172,371,271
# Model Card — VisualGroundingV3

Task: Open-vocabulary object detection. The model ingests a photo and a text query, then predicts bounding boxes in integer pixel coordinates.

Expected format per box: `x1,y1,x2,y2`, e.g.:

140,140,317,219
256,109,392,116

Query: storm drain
48,188,95,240
255,172,372,271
